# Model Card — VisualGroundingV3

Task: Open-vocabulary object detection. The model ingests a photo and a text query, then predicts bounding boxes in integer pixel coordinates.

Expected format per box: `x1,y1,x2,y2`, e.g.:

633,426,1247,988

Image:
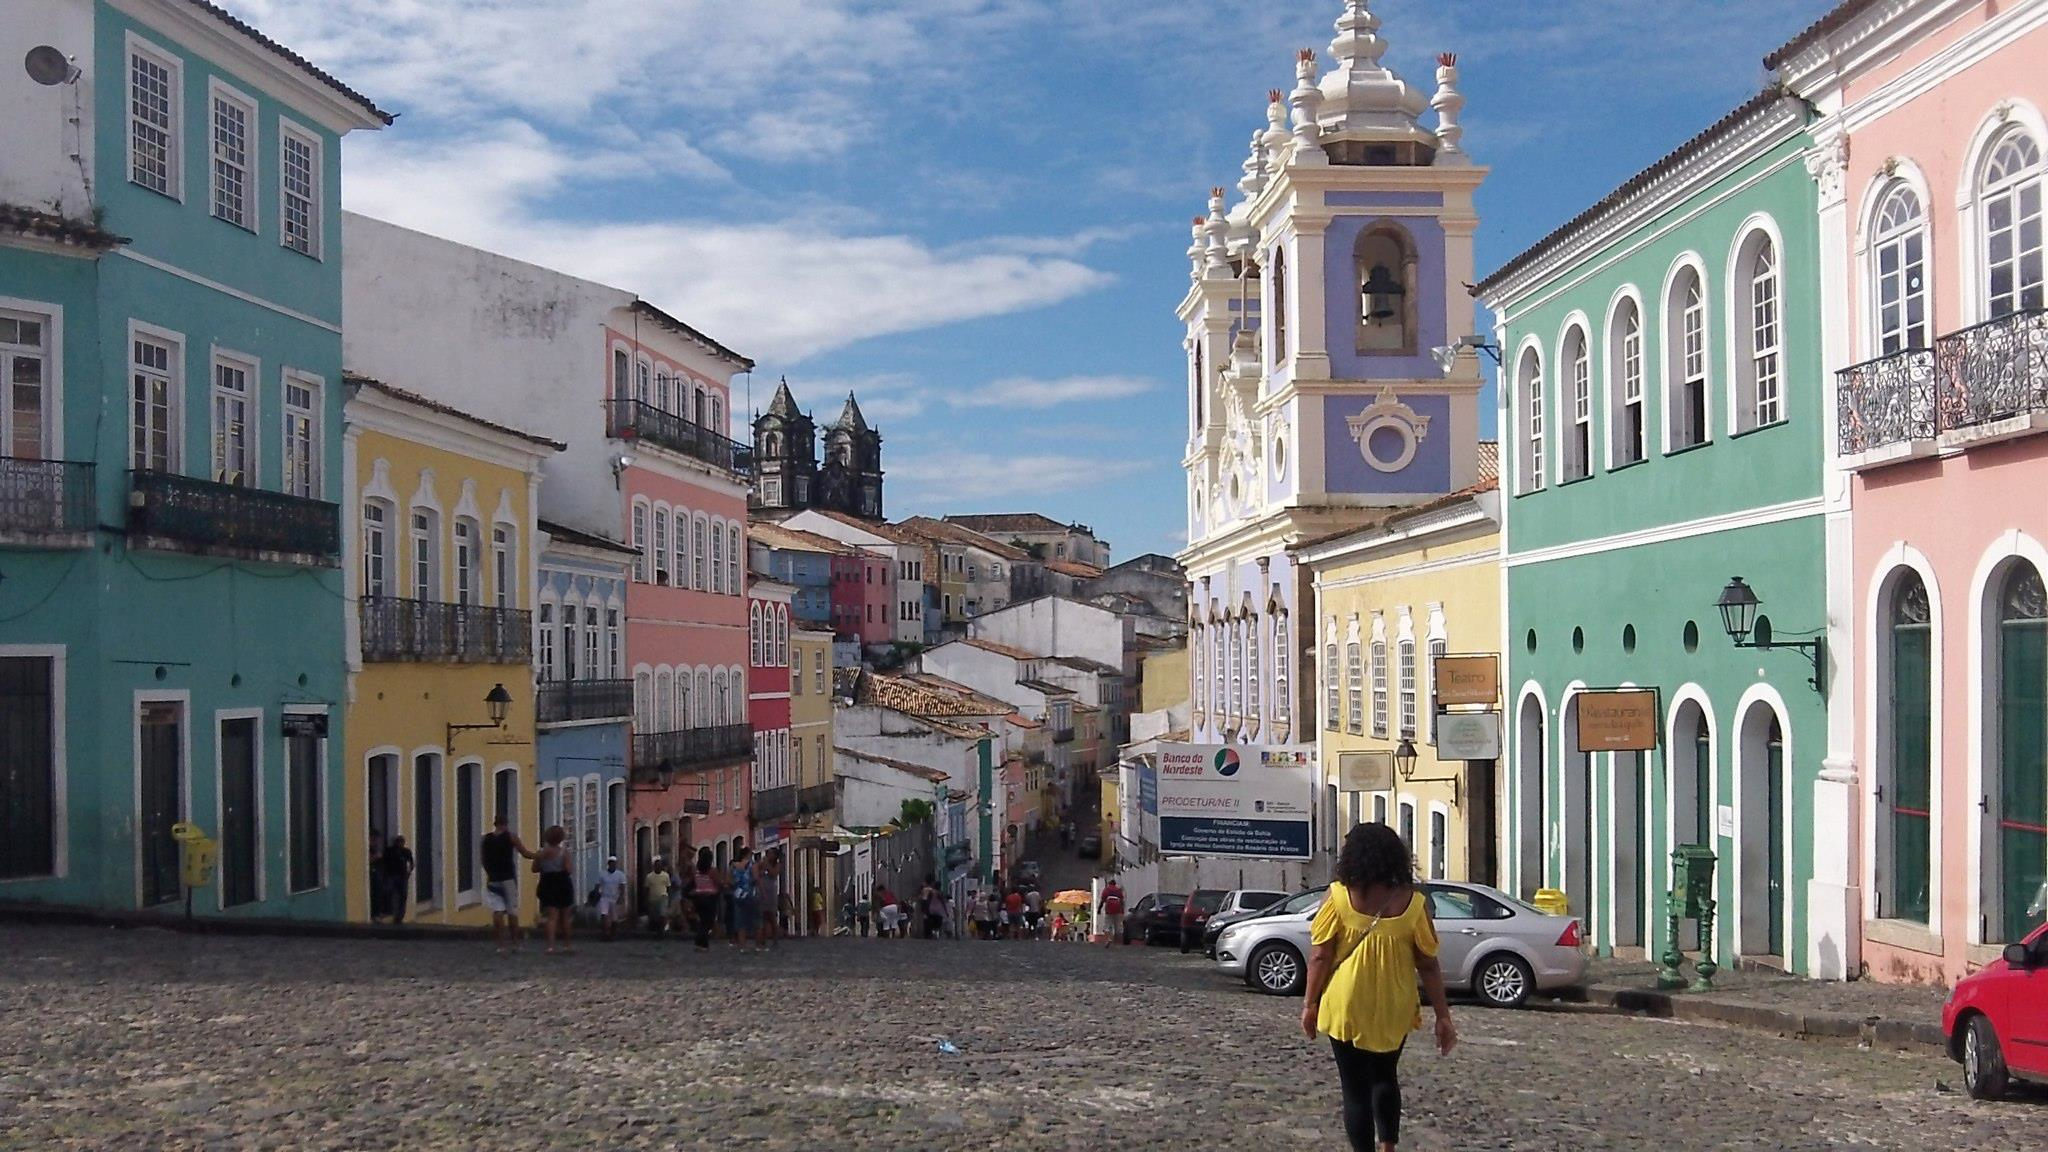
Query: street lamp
1714,576,1825,693
1393,738,1419,778
1429,334,1503,376
447,683,514,751
1393,736,1461,808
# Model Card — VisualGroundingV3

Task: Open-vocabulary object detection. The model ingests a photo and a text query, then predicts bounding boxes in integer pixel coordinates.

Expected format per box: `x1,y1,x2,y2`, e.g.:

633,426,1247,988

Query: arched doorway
1558,694,1593,941
1667,700,1713,952
1736,701,1787,961
1516,693,1547,898
1990,561,2047,943
1610,750,1644,950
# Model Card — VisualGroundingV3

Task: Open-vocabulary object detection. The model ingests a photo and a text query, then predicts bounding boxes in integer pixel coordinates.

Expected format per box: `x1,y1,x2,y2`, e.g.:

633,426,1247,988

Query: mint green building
1477,92,1849,976
0,1,386,915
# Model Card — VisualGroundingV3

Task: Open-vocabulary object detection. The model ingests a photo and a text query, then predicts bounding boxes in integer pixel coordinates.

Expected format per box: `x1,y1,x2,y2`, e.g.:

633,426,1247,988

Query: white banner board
1435,711,1502,760
1157,744,1315,860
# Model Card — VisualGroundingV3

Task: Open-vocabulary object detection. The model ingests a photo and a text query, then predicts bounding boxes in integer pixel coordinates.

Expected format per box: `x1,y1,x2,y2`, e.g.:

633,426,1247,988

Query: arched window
655,669,673,732
677,672,693,731
1192,625,1207,718
709,520,725,594
629,501,648,583
1883,570,1932,925
1246,613,1262,724
713,670,729,725
674,505,691,588
1211,624,1225,722
1563,326,1592,481
633,670,651,727
1992,561,2047,942
361,498,393,598
695,669,711,726
1733,232,1782,432
729,526,742,594
409,507,440,601
693,517,707,590
749,603,763,666
1397,638,1416,738
1353,224,1418,354
1370,637,1389,738
1666,266,1709,449
1982,130,2044,317
1344,638,1364,734
491,525,513,609
1270,244,1289,368
1608,299,1645,466
634,358,650,405
776,608,789,665
1272,614,1290,723
1425,637,1447,742
652,508,670,585
1323,637,1340,731
655,368,672,414
1873,184,1928,353
453,518,479,606
612,348,630,402
1517,347,1545,493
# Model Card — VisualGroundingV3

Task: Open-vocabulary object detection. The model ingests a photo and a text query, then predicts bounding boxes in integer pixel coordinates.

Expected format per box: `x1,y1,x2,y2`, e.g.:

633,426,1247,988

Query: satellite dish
25,46,80,87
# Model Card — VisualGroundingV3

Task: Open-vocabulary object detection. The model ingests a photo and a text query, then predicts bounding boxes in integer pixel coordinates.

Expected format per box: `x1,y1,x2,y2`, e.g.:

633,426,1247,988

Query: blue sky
238,0,1835,560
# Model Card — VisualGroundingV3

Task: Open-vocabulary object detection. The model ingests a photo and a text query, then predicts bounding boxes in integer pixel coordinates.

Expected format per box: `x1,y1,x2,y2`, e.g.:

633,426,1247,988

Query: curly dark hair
1334,822,1413,890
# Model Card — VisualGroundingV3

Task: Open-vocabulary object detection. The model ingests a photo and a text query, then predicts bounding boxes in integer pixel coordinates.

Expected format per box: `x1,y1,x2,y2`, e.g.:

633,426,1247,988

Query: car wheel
1963,1015,2010,1101
1473,954,1534,1009
1121,926,1131,946
1247,942,1305,996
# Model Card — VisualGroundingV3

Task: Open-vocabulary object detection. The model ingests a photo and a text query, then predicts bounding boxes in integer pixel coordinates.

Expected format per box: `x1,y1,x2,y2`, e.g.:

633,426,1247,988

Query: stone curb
0,902,496,942
1581,982,1949,1052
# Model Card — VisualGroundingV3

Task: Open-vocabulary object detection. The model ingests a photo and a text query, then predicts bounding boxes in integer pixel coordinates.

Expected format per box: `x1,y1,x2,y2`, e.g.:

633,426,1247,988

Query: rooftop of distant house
539,520,637,557
1045,560,1105,579
943,513,1095,537
345,373,565,451
750,521,864,556
181,0,394,124
893,516,1031,561
958,637,1041,662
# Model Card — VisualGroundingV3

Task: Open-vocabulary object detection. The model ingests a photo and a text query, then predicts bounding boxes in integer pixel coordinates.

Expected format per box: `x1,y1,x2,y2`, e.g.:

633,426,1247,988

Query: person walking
1301,822,1456,1152
810,886,827,938
644,857,672,935
1003,887,1026,940
1099,877,1124,947
1024,887,1045,940
596,856,629,941
533,825,577,955
728,844,761,952
368,833,388,922
874,884,897,938
759,849,785,948
380,835,414,926
855,888,871,938
480,814,535,953
687,847,721,951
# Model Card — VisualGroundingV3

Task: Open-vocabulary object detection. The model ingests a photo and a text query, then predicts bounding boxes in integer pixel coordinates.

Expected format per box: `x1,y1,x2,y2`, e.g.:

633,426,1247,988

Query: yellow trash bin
1532,888,1569,918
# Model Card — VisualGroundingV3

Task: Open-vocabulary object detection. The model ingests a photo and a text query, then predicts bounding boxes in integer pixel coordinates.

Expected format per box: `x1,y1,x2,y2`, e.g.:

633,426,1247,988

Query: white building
780,508,927,647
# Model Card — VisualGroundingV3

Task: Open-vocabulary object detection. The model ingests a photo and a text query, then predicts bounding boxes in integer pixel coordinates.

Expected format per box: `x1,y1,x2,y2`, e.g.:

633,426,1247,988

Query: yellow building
1299,478,1501,885
341,376,561,925
1139,644,1189,714
789,625,838,921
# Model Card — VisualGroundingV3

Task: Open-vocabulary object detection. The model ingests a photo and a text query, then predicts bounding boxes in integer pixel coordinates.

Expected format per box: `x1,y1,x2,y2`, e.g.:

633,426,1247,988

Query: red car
1943,922,2048,1099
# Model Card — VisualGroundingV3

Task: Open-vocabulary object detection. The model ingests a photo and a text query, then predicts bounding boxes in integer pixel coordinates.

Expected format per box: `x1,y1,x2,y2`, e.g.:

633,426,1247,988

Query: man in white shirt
596,857,629,941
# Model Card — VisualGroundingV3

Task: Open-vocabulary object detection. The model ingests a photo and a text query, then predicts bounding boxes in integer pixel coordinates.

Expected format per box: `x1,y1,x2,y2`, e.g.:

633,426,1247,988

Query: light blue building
535,521,635,891
0,1,386,914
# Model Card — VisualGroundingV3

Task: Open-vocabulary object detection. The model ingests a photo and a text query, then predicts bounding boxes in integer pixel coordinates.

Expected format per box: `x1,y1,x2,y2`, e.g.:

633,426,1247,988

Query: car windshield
1154,894,1186,911
1190,891,1227,911
1461,884,1545,917
1241,891,1287,910
1276,887,1327,915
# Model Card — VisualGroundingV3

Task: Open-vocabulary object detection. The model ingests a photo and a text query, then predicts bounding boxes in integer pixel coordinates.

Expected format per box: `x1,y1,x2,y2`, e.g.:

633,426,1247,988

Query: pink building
612,309,756,873
1786,0,2048,983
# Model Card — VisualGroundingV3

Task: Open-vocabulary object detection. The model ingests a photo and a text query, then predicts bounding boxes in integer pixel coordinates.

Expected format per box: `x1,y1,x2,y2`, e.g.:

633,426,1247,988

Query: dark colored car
1943,921,2048,1099
1120,892,1186,946
1174,889,1230,951
1077,832,1101,859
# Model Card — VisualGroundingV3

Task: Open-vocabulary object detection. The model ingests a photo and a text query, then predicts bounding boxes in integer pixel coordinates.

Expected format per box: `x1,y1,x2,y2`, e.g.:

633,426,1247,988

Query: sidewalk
1568,955,1953,1052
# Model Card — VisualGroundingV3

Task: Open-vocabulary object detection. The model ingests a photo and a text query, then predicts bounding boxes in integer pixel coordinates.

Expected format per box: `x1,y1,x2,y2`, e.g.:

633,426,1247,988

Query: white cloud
949,375,1156,409
889,452,1158,502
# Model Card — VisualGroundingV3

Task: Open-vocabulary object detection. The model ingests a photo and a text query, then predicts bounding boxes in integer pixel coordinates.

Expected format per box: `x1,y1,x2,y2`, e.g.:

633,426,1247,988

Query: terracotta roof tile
345,373,566,451
181,0,392,124
960,637,1039,661
628,300,752,370
1764,0,1875,69
893,516,1031,561
1045,560,1104,579
1019,679,1075,697
750,522,863,556
944,513,1079,535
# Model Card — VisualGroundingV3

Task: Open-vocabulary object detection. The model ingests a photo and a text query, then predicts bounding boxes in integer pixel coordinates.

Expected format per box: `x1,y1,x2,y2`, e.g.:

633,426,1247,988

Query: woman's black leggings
690,893,718,948
1330,1038,1404,1148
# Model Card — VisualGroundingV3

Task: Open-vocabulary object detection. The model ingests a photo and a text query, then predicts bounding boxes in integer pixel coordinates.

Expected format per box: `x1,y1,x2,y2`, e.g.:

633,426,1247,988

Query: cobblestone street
0,924,2040,1150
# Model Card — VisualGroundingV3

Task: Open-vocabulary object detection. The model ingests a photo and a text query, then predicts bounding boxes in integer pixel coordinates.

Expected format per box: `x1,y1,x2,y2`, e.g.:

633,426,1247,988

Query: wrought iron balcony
128,470,340,565
1052,727,1076,744
537,678,633,724
753,785,797,824
1836,347,1935,454
633,723,753,775
0,458,94,544
359,596,533,663
605,399,746,474
798,781,839,815
1935,308,2048,433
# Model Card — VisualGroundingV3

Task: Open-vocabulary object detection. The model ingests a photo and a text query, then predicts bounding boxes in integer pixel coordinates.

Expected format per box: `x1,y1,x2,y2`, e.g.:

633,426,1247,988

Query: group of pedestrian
835,878,950,938
641,843,787,952
972,884,1050,940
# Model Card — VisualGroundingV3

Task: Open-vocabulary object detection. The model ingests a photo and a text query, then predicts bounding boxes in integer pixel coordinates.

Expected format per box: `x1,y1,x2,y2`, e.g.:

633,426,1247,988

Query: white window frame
0,646,68,881
1370,634,1389,739
0,301,63,461
281,371,321,498
208,78,257,232
129,322,184,474
280,704,328,894
1980,128,2046,319
211,707,267,910
491,525,513,609
652,504,671,585
1561,324,1591,482
1344,637,1364,735
630,500,648,583
1397,637,1417,738
279,117,323,258
1750,239,1782,428
537,601,558,681
1871,183,1930,356
126,34,183,201
1603,291,1645,469
209,350,257,486
1517,345,1544,493
361,498,393,599
410,506,440,601
605,604,621,678
582,604,600,681
1727,222,1785,436
453,518,480,607
1662,259,1711,452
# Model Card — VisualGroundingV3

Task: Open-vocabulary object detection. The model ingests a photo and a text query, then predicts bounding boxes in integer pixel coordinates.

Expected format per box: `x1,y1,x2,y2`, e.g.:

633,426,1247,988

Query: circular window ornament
1344,385,1433,475
1271,424,1290,481
1228,473,1242,507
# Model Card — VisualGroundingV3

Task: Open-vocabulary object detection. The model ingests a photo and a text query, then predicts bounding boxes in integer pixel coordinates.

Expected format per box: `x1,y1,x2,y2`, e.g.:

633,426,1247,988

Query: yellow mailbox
171,822,216,889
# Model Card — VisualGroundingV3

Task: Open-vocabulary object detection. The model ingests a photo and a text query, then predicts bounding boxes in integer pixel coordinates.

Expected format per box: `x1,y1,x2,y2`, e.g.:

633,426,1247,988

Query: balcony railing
537,678,633,724
798,781,839,815
0,458,94,542
753,785,797,824
128,471,339,565
1935,308,2048,432
359,596,533,663
605,399,747,474
1836,347,1935,454
1052,727,1076,744
1837,310,2048,456
633,723,753,775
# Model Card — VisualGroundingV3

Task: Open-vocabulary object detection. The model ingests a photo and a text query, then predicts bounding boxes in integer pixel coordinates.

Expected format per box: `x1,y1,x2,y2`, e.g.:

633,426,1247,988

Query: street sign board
1156,744,1315,860
1435,710,1502,760
1432,654,1499,707
280,711,328,739
1337,750,1395,793
1575,689,1661,752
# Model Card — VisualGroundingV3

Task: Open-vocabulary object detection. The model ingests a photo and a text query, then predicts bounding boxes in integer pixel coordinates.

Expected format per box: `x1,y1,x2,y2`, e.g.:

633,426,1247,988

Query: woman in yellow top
1300,822,1456,1151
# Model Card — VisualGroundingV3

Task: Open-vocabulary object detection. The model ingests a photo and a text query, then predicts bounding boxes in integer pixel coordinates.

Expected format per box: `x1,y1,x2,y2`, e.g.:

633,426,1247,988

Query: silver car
1212,881,1588,1008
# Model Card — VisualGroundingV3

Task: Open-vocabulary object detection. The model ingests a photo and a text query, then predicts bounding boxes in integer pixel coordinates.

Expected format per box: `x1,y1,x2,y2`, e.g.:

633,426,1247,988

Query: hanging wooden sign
1575,689,1660,752
1432,654,1499,707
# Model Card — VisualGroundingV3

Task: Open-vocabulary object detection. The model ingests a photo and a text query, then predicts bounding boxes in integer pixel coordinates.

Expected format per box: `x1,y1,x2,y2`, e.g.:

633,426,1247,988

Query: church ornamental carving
1346,386,1432,474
